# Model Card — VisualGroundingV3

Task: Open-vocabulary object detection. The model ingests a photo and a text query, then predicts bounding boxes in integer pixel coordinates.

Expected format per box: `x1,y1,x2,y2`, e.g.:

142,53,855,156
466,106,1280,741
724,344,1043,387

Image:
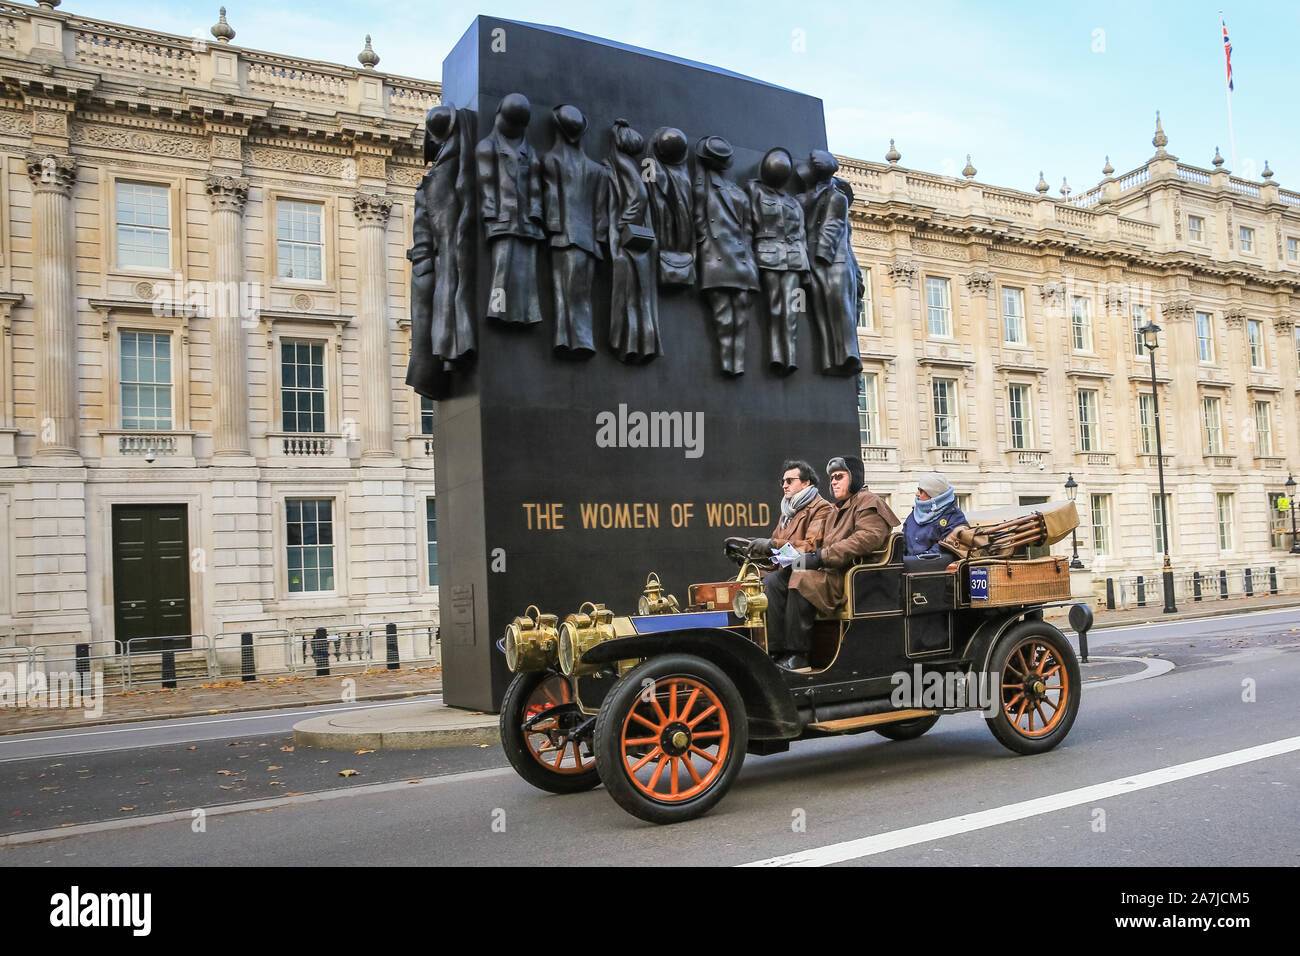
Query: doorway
111,504,192,651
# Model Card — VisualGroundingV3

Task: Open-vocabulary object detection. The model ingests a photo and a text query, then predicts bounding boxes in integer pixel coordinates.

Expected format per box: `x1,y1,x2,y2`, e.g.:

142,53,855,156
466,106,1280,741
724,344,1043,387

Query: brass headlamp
558,602,616,677
637,572,680,615
504,605,560,672
731,570,768,625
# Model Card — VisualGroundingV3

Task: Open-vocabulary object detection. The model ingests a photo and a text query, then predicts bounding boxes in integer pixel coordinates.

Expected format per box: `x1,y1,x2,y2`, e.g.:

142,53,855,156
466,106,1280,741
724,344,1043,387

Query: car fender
581,629,800,739
963,613,1069,676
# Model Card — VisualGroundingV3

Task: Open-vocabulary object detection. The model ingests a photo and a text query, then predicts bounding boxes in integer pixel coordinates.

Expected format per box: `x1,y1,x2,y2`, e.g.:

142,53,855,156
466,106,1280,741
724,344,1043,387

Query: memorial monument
409,17,865,711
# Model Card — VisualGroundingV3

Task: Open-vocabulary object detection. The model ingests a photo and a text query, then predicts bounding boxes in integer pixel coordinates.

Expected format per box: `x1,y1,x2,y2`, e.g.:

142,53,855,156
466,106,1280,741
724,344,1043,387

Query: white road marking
0,765,515,847
742,735,1300,867
1081,655,1175,689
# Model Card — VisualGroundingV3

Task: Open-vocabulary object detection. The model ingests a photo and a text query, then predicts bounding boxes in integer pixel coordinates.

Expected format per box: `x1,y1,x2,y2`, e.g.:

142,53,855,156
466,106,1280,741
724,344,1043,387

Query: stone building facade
0,3,1296,657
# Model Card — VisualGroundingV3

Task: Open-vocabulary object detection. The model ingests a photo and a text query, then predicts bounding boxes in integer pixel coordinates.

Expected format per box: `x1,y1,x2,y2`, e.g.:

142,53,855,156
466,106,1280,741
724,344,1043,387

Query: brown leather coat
791,489,899,615
770,495,833,553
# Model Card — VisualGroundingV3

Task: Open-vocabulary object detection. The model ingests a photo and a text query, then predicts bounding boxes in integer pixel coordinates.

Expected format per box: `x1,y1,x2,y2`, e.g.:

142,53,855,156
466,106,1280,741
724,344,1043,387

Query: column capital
963,269,994,295
25,151,76,195
887,257,917,288
352,192,393,225
205,174,250,212
1160,298,1195,322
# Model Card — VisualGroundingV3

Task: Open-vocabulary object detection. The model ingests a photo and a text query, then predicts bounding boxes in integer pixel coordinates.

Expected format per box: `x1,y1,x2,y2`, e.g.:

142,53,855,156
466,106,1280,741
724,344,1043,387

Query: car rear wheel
985,623,1081,756
594,654,747,825
500,670,601,794
875,714,940,741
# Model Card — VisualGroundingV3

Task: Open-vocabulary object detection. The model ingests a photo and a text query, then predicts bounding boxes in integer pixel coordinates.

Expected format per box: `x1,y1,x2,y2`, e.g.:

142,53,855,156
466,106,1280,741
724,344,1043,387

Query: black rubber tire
594,654,747,825
500,670,601,794
984,622,1081,756
874,714,940,741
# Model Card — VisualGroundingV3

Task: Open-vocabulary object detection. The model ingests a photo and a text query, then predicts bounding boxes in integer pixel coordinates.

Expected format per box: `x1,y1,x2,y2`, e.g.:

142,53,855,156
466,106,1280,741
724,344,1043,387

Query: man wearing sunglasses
764,455,898,670
745,459,832,562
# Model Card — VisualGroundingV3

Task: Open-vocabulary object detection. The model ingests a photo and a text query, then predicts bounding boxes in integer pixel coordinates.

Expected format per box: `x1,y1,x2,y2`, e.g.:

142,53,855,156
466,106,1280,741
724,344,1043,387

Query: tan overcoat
769,494,833,553
790,489,899,614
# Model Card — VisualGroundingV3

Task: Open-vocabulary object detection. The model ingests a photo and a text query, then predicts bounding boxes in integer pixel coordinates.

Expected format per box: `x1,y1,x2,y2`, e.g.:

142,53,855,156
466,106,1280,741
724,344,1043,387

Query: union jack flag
1221,15,1234,91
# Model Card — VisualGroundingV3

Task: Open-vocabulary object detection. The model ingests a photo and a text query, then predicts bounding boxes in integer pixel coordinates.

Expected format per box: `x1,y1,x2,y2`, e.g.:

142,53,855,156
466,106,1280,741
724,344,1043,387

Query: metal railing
1101,565,1293,609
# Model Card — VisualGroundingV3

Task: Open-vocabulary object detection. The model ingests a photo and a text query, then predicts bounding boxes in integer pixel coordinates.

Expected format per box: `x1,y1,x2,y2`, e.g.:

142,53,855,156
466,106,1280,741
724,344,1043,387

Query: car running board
807,709,936,733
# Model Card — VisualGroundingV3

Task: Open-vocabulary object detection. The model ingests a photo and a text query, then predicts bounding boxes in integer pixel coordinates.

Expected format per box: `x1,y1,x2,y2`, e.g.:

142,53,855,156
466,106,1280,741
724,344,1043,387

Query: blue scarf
912,488,955,525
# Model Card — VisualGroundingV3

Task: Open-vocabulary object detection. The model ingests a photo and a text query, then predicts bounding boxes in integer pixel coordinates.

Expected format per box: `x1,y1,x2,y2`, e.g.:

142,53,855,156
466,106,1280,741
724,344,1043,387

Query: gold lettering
579,502,599,528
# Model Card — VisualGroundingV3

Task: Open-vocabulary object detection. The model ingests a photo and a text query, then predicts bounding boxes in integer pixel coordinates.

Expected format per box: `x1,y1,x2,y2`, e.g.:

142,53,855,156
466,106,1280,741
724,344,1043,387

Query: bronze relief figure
747,147,809,375
605,119,662,363
645,126,695,288
801,149,863,376
475,93,545,326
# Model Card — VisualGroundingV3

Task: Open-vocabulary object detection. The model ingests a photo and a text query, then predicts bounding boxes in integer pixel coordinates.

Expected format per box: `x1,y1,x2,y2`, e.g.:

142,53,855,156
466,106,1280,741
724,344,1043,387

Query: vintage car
498,501,1093,825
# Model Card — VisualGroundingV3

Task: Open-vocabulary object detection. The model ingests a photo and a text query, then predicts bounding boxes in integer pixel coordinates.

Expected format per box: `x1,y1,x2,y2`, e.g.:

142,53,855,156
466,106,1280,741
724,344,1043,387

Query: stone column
887,257,923,469
964,269,997,470
353,193,395,460
25,152,79,459
205,175,252,458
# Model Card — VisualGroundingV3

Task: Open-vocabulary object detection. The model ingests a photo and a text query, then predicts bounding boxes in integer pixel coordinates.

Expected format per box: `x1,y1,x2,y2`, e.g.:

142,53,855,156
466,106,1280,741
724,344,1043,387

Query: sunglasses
830,472,849,481
781,477,801,485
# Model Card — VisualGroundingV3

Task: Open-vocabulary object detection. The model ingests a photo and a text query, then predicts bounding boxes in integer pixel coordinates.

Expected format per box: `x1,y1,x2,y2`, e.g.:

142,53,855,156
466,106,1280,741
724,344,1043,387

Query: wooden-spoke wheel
595,655,747,825
985,624,1081,756
500,670,600,794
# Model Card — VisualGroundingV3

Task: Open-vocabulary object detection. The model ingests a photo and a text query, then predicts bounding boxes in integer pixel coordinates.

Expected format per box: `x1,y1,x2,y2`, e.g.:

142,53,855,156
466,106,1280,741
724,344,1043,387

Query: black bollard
1192,571,1202,602
241,631,255,682
1136,575,1146,608
1244,568,1254,598
1105,578,1116,610
161,649,177,689
75,642,90,697
312,626,330,677
1269,566,1279,595
1219,569,1229,599
386,623,399,671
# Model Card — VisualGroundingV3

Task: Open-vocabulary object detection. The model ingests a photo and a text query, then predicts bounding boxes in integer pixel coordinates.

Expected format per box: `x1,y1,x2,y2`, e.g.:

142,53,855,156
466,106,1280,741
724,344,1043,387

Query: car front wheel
500,670,601,794
594,654,747,825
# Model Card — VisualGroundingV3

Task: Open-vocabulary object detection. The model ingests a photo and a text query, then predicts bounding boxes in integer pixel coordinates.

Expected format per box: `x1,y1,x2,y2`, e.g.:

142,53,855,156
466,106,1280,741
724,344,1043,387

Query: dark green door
112,504,192,651
1018,495,1051,560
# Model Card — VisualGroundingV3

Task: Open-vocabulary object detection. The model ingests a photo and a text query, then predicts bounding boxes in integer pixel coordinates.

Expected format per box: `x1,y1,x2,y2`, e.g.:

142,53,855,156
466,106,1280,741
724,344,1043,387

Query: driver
764,455,898,670
745,459,833,561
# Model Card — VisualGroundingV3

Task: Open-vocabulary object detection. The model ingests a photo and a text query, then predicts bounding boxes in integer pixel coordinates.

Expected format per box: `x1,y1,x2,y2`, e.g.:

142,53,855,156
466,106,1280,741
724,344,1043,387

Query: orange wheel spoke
1004,691,1025,711
559,681,571,703
650,693,669,725
668,682,678,721
629,746,663,773
683,757,703,785
1035,703,1050,729
624,735,659,746
678,688,701,724
1027,706,1036,732
648,753,670,790
631,711,660,732
1042,664,1062,679
542,687,559,707
689,745,718,765
552,745,565,768
687,704,718,728
1014,699,1028,725
670,757,680,796
691,730,725,740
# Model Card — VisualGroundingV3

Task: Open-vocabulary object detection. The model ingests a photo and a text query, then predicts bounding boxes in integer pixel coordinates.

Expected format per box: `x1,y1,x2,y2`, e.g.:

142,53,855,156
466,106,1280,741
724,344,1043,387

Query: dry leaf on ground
338,769,359,777
353,749,375,755
216,770,232,775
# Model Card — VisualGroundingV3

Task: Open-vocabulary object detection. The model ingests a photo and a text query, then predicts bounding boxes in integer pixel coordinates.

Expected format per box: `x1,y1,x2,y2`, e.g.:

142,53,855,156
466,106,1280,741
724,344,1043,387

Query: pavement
3,592,1297,749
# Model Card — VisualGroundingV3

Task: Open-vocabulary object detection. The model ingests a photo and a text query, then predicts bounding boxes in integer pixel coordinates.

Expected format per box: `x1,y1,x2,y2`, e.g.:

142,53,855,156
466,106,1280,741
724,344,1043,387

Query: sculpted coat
801,150,864,376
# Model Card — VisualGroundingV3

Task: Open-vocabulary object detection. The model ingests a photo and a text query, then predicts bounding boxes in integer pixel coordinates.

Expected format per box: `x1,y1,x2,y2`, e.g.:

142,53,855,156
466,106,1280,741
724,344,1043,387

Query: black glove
747,537,774,558
800,550,823,571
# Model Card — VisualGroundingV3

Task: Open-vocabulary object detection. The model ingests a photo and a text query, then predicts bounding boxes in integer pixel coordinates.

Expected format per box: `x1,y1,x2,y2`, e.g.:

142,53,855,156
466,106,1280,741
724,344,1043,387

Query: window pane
115,182,170,269
1071,297,1092,351
280,339,327,433
276,200,324,280
1090,494,1111,556
1132,305,1149,357
286,498,335,593
925,278,952,337
1002,288,1025,344
427,498,439,587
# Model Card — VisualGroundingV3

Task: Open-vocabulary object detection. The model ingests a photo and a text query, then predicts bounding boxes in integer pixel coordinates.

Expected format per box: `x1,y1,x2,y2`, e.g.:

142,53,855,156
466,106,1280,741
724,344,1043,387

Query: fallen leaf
267,766,283,771
136,781,150,786
119,807,134,812
216,770,233,776
478,744,491,749
317,760,329,764
338,769,359,777
236,755,249,759
40,786,58,792
219,785,233,790
280,746,295,752
407,779,419,784
269,781,284,786
59,823,76,828
353,749,375,755
284,791,303,797
186,746,197,751
169,768,181,772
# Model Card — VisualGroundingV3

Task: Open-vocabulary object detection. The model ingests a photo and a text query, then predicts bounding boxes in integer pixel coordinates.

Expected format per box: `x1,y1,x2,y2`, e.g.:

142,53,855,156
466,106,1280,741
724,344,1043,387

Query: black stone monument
433,17,859,711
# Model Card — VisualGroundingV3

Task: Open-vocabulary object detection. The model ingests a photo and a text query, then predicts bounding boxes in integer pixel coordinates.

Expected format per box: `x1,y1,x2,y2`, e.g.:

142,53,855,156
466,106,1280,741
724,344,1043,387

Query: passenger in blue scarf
903,472,968,557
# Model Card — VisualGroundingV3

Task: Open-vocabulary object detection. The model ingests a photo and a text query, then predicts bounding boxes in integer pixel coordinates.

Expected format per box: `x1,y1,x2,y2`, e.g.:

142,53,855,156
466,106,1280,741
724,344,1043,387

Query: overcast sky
68,0,1298,196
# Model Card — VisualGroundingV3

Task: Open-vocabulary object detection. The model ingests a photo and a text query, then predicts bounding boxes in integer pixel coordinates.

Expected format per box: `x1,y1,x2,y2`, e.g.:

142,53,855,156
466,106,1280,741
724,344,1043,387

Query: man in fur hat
765,455,898,670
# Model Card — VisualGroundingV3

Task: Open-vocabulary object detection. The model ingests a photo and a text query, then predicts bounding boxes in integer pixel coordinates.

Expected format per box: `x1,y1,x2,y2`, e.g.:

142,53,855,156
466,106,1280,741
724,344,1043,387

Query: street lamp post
1140,321,1177,613
1064,473,1083,569
1287,474,1300,555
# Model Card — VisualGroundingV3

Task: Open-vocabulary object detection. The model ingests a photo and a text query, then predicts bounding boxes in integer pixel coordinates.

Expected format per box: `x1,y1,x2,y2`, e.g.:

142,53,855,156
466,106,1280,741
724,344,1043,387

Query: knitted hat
826,456,866,495
917,472,951,498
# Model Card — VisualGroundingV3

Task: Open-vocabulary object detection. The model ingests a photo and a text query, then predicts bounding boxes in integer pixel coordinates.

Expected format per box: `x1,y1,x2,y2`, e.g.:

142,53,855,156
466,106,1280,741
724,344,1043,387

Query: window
1076,388,1100,451
277,199,324,280
1239,226,1254,253
286,498,335,594
1271,493,1292,551
955,493,972,514
119,330,172,430
1090,494,1112,556
115,181,170,270
1201,396,1223,455
857,269,874,330
925,277,952,337
1151,493,1171,556
1138,393,1156,454
1195,312,1215,363
1007,384,1033,450
420,396,435,436
1188,215,1204,242
281,340,326,433
1288,237,1299,263
1247,319,1266,368
1216,493,1235,551
1002,287,1026,344
1131,304,1150,357
1070,296,1093,352
426,497,439,587
858,373,880,446
931,378,958,447
1254,401,1273,456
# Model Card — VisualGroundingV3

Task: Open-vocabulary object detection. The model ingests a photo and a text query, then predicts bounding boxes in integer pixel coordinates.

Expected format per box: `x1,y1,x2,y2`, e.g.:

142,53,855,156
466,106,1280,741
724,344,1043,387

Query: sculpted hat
917,472,951,498
552,104,587,142
695,135,734,169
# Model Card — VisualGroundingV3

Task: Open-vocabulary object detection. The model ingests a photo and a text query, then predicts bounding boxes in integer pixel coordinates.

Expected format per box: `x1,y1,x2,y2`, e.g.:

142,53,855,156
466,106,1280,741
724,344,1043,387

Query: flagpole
1226,85,1237,172
1222,11,1238,172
